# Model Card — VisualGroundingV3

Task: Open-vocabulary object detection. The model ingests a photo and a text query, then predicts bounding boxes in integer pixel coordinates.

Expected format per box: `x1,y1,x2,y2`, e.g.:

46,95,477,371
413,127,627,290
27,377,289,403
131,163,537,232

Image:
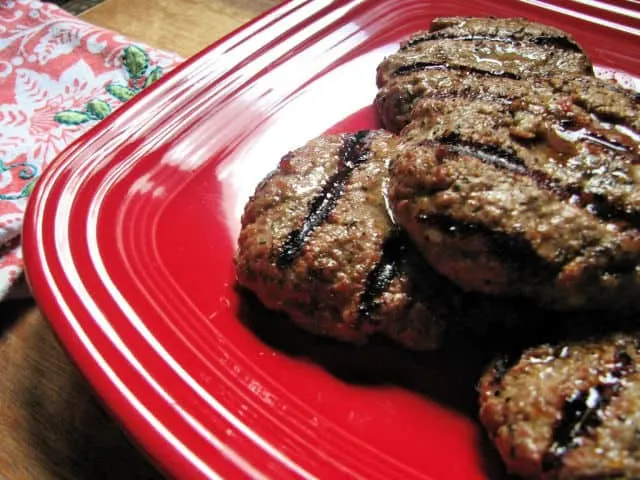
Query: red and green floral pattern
0,0,182,297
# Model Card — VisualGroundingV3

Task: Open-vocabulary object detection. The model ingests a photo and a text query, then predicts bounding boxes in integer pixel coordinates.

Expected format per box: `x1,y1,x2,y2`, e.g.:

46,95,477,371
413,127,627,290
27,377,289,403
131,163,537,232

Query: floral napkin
0,0,183,299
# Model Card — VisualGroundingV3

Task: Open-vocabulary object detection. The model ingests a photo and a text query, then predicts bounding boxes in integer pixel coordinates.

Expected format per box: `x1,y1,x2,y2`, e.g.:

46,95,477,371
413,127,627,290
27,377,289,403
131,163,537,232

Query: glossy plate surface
23,1,640,478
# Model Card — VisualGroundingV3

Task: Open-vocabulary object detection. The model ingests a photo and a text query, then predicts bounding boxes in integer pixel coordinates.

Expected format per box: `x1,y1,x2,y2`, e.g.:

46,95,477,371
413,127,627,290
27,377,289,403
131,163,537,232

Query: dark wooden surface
0,301,163,479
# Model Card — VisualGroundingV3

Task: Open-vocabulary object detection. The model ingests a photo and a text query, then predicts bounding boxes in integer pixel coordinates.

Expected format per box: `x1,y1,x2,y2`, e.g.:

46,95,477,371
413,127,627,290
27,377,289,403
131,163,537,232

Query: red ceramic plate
23,0,640,478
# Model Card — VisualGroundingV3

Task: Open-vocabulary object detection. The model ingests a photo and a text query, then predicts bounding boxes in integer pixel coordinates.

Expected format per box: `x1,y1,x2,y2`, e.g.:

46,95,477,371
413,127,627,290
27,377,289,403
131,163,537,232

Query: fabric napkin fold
0,0,183,300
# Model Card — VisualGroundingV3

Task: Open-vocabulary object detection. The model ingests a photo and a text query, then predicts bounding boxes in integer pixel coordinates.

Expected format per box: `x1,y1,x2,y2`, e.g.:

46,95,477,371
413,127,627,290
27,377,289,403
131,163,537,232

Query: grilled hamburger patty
375,68,637,136
235,131,447,349
389,82,640,311
235,131,544,349
375,16,593,132
479,330,640,479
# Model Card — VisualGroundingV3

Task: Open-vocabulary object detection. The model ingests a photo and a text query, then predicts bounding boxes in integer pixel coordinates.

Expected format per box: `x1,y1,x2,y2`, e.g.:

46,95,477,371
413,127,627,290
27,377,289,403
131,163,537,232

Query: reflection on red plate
23,0,640,478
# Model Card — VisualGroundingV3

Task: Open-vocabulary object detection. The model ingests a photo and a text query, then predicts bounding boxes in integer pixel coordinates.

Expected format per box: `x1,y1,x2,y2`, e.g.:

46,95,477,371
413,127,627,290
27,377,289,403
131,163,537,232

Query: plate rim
22,1,330,478
22,0,640,478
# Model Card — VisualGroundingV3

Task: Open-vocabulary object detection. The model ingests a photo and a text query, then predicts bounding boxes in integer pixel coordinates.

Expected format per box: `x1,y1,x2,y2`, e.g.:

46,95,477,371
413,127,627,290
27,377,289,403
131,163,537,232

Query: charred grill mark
542,346,635,471
579,132,629,153
542,388,607,472
403,33,512,48
437,134,528,173
581,196,640,229
584,110,640,137
615,348,633,371
402,33,581,53
553,345,571,359
491,352,519,384
277,131,371,267
434,135,640,229
418,212,560,277
556,120,637,156
357,231,407,323
392,62,520,80
379,83,513,131
530,35,582,52
392,85,514,108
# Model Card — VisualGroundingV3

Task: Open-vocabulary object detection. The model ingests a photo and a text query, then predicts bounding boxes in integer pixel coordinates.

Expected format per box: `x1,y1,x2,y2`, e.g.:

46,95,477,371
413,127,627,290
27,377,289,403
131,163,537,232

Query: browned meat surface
377,17,592,87
479,329,640,479
389,82,640,311
375,16,593,132
235,131,549,349
555,75,640,133
376,68,637,135
235,131,448,349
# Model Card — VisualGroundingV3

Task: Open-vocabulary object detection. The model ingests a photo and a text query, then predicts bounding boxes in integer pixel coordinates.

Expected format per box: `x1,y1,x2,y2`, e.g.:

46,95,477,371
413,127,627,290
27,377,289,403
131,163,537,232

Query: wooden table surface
0,0,278,478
